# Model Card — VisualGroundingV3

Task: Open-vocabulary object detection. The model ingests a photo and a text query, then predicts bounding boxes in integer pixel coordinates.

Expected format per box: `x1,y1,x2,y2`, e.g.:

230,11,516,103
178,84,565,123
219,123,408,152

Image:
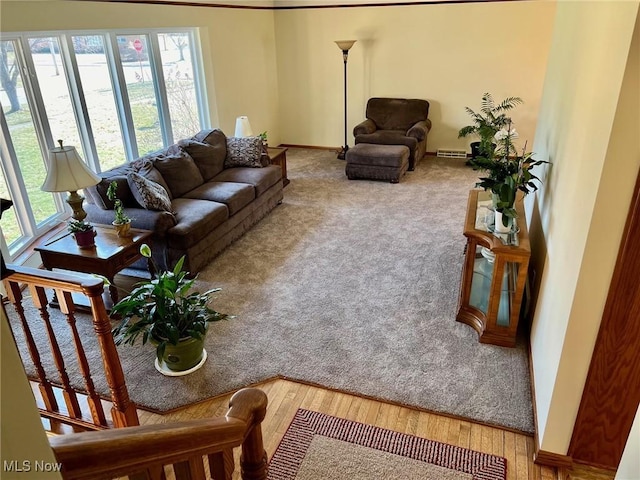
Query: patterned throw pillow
127,172,173,212
224,136,264,168
131,158,173,199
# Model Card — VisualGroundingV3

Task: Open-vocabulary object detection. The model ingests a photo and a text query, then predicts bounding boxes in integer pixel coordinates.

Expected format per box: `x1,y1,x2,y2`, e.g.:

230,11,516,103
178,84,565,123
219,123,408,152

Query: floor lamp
335,40,356,160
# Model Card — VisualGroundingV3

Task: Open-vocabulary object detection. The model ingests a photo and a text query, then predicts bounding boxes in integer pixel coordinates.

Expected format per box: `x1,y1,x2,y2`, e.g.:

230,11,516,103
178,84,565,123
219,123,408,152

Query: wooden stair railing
2,264,139,430
49,388,269,480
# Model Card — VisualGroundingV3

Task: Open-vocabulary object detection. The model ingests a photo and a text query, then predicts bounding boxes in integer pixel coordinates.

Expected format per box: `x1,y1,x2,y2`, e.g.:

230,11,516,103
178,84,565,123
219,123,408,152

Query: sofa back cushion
180,129,227,180
86,163,138,210
150,148,204,198
366,98,430,132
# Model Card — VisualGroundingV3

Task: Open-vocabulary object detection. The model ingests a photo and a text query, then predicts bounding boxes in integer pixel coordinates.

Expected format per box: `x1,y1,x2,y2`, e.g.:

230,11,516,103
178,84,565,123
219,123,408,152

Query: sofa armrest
85,205,177,235
353,119,377,136
406,120,431,142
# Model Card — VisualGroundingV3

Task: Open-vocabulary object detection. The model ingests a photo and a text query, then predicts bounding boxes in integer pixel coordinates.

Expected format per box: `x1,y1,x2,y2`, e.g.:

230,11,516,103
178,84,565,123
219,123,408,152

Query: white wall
529,0,640,454
274,1,555,152
1,306,62,479
616,407,640,480
0,0,281,145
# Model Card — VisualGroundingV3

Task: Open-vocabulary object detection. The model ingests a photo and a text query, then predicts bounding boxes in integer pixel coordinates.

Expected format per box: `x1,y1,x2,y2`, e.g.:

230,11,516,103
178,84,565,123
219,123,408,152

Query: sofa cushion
127,172,173,212
180,129,227,180
166,198,229,250
183,182,255,216
224,136,264,168
211,165,282,197
86,163,138,210
355,130,418,152
151,148,204,198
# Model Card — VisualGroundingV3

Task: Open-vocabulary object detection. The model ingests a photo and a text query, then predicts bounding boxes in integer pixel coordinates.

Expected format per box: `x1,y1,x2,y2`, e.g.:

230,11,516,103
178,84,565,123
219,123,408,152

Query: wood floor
135,377,615,480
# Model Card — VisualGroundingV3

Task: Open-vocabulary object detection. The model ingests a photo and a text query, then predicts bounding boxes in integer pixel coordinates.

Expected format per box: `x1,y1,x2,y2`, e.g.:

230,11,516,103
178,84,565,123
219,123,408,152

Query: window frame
0,27,210,260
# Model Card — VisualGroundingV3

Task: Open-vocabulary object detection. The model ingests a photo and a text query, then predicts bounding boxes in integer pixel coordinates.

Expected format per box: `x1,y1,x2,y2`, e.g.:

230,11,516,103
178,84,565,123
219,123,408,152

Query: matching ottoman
345,144,410,183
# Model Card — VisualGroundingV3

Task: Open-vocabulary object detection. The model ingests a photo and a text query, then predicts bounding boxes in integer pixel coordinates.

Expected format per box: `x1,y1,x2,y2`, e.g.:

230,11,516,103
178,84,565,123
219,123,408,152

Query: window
0,29,209,259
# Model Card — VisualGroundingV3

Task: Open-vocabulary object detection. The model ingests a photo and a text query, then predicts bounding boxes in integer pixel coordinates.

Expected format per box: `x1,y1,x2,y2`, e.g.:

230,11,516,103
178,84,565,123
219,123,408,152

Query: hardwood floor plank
447,419,461,446
493,427,505,456
415,411,432,439
515,433,530,480
504,430,518,480
469,422,483,453
458,420,471,449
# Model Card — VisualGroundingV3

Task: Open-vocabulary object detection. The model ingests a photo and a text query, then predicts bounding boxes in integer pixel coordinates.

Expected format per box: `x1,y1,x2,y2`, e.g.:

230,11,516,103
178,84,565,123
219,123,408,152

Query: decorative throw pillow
224,136,264,168
127,172,172,212
131,159,173,199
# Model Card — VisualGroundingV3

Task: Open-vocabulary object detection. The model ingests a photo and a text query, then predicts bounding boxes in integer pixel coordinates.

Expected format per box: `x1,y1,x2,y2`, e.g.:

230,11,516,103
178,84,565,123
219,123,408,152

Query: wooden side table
267,147,290,187
35,225,152,305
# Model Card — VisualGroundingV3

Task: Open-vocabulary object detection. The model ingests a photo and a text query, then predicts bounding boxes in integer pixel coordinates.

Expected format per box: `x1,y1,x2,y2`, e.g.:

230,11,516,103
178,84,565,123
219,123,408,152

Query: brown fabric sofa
84,129,283,273
353,98,431,171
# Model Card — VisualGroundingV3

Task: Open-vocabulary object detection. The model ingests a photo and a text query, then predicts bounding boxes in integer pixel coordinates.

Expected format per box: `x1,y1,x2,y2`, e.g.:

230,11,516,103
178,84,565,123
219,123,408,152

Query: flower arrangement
470,123,549,228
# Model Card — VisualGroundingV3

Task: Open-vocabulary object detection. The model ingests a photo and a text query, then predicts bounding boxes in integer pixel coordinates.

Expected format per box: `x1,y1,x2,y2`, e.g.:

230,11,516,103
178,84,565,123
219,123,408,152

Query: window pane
159,33,201,140
118,34,163,155
72,34,126,171
0,167,20,247
29,36,84,156
1,40,58,228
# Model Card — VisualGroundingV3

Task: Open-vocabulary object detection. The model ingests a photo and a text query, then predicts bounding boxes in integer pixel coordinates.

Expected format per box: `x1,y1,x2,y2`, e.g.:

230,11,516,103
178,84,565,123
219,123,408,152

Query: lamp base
67,190,87,221
337,145,349,160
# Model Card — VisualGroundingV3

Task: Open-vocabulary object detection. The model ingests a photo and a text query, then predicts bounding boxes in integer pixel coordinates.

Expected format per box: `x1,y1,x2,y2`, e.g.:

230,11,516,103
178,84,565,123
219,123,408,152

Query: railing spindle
5,280,59,412
208,449,234,480
29,285,82,419
58,290,107,426
174,456,207,480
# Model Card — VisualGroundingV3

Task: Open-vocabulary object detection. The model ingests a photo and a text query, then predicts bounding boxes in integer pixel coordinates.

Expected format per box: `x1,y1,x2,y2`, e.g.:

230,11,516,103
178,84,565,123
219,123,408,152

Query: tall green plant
458,93,523,158
111,244,231,362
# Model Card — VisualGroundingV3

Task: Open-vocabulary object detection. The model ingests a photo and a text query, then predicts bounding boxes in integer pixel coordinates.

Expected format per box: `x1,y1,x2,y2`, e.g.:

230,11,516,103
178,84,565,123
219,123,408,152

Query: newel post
227,388,268,480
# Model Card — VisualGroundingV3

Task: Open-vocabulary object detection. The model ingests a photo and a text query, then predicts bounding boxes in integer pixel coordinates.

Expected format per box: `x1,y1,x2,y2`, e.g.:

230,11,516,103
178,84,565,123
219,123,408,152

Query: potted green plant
111,244,232,374
458,93,523,160
470,123,549,232
68,219,96,249
106,181,132,237
258,131,268,147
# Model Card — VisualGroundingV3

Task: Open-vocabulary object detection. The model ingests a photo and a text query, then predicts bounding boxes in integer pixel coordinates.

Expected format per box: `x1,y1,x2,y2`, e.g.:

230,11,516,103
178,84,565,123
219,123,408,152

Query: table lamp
41,140,101,221
234,116,254,137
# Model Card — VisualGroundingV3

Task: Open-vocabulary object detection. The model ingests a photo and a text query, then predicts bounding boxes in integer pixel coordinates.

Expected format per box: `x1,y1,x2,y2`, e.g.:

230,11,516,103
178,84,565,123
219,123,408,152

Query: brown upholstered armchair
353,98,431,170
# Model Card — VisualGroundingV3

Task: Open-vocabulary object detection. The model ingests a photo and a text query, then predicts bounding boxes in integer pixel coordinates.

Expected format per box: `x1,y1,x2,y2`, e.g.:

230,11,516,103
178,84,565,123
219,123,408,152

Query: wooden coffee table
36,225,152,305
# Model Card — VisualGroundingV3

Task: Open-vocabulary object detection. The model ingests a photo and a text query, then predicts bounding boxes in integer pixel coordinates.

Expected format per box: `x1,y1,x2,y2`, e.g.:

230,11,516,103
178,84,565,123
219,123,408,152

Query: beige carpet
267,409,506,479
9,148,534,433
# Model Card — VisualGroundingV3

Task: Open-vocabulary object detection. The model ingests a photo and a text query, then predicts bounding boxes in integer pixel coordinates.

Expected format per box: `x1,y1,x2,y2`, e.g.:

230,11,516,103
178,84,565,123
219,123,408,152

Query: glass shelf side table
456,190,531,347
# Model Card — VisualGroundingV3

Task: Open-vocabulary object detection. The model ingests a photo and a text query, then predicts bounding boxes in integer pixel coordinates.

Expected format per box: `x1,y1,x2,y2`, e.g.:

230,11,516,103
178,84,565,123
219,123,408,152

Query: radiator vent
437,148,467,159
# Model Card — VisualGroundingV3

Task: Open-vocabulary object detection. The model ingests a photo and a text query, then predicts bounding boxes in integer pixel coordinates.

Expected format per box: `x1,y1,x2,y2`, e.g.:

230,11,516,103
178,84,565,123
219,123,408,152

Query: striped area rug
268,409,507,480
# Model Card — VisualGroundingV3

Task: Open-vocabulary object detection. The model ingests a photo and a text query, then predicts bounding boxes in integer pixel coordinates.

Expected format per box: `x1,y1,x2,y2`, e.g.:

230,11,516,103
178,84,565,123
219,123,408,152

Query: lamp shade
41,145,100,192
335,40,356,52
234,116,254,137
